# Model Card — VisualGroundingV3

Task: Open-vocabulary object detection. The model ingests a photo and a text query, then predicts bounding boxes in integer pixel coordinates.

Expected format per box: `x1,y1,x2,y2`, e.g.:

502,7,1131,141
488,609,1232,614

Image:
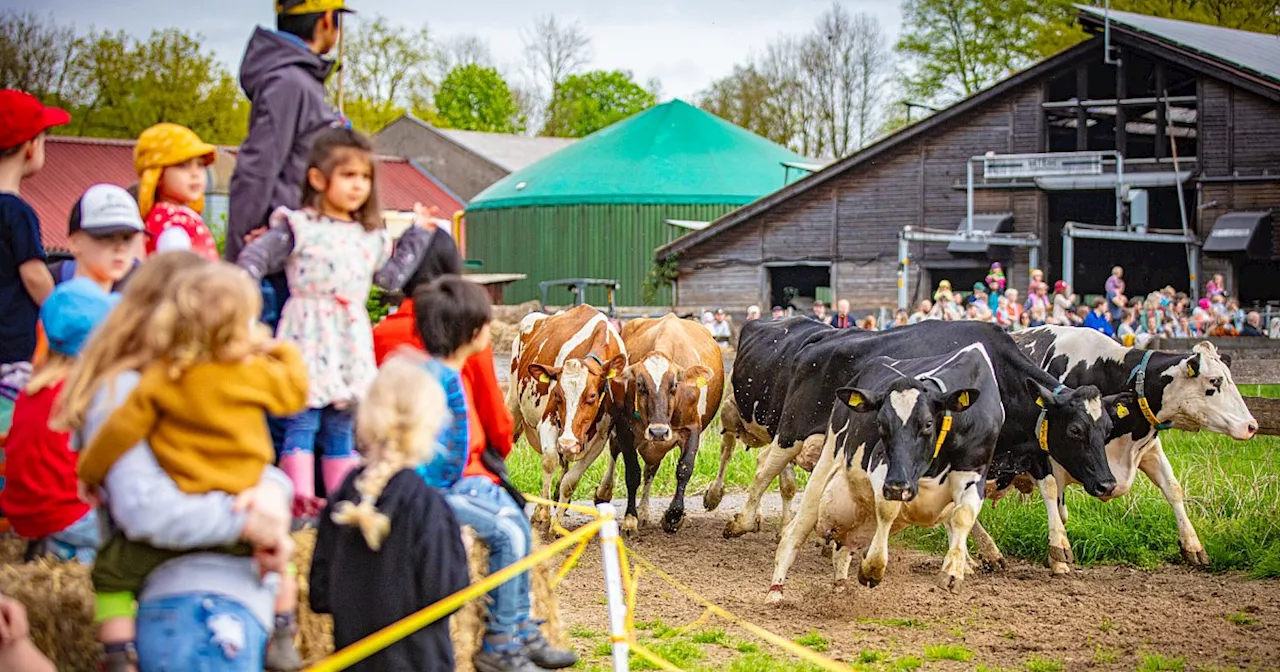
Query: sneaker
474,635,549,672
521,622,578,669
265,624,304,671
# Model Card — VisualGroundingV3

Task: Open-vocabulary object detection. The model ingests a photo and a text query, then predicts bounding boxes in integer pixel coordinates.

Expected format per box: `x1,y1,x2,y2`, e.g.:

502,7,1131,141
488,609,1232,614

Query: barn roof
467,99,810,211
24,136,463,252
659,10,1280,261
438,127,578,172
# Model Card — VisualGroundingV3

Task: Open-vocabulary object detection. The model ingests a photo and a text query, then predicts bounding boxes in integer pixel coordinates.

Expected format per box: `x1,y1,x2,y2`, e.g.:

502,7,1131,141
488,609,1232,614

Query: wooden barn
657,8,1280,312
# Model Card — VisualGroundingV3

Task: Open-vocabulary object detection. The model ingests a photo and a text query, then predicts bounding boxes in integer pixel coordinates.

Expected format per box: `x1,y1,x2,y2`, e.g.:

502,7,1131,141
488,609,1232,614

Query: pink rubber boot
278,453,317,519
321,456,361,498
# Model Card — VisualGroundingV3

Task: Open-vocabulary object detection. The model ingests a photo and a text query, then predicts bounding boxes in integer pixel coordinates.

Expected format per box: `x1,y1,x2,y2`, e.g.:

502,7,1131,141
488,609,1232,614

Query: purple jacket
225,28,339,262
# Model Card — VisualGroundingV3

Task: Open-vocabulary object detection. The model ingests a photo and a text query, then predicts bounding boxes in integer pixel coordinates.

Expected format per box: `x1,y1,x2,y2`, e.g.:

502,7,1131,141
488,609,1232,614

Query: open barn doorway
767,264,831,314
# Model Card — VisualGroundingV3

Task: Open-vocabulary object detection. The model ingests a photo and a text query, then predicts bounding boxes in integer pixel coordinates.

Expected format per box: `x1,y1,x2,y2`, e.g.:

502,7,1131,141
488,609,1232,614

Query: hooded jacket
225,28,339,262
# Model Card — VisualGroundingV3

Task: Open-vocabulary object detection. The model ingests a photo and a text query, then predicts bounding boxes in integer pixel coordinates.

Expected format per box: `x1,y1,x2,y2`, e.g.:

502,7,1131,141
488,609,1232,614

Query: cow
723,319,1123,577
974,326,1259,573
704,381,795,515
765,344,1002,602
508,304,627,532
592,314,724,534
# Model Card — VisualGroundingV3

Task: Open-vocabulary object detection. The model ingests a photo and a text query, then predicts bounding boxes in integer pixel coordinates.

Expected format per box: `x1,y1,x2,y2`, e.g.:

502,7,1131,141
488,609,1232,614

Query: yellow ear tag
848,395,863,408
1036,397,1045,408
696,376,708,388
1187,364,1196,378
1116,403,1130,419
1038,418,1050,452
538,373,551,384
958,391,970,408
606,370,617,379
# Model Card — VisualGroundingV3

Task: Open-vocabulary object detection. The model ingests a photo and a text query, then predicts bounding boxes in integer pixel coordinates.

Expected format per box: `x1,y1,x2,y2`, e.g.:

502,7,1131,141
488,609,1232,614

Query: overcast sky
10,0,904,101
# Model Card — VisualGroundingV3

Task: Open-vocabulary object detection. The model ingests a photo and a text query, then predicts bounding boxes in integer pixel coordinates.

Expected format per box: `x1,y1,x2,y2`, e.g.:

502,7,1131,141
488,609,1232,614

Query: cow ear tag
539,373,552,384
606,370,617,379
847,392,864,408
1187,363,1197,378
696,376,708,388
957,391,970,408
1115,403,1129,419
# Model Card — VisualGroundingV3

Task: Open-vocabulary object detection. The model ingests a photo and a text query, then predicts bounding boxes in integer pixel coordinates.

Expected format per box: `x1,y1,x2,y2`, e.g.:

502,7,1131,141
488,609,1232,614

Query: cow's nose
1089,479,1118,499
1246,423,1258,438
647,425,671,441
883,481,911,501
558,436,580,453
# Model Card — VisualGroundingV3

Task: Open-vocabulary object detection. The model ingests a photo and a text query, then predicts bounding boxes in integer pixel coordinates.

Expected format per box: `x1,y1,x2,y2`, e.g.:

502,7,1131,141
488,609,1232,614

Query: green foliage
892,655,924,671
568,626,601,639
1225,610,1259,627
338,14,432,132
434,63,524,133
1093,645,1119,665
367,286,392,325
1138,654,1187,671
858,649,887,663
343,96,407,135
540,69,656,138
591,640,612,657
642,255,680,306
1098,616,1114,633
735,641,759,653
856,617,929,629
1024,655,1064,672
793,630,829,652
924,643,974,662
690,629,728,645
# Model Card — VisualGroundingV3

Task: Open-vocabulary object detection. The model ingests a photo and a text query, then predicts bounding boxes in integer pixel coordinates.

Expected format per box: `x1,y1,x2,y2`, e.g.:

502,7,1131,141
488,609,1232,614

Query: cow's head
626,351,713,442
838,378,981,502
1156,342,1257,440
529,353,627,457
1025,381,1118,498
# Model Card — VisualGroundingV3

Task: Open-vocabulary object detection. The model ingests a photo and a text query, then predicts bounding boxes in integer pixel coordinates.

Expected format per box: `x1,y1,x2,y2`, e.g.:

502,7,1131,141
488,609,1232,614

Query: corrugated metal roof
468,99,811,210
1077,5,1280,85
438,128,578,172
23,136,462,252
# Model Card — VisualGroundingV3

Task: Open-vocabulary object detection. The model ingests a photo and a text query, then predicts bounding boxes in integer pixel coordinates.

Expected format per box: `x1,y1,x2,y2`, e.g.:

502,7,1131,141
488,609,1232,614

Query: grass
856,617,929,629
1139,654,1187,671
891,655,924,670
1240,384,1280,399
858,649,887,664
1024,655,1065,672
1093,644,1120,665
924,643,974,662
793,630,830,652
1098,616,1115,633
1225,610,1259,626
691,629,729,645
569,626,601,639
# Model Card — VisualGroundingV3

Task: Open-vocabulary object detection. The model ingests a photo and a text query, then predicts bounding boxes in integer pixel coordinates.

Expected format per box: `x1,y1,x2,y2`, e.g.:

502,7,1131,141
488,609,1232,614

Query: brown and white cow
593,314,725,534
508,304,627,531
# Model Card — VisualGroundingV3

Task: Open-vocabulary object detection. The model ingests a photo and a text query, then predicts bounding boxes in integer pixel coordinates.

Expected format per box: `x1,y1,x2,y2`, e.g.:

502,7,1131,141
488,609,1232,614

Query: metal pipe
1064,223,1197,244
966,159,975,236
1029,247,1040,282
898,235,910,311
1040,96,1197,108
901,228,1043,246
1198,174,1280,183
1062,225,1075,291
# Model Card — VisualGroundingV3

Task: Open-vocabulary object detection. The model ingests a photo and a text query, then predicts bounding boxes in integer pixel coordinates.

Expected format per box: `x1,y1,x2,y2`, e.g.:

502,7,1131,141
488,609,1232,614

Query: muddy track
551,494,1280,671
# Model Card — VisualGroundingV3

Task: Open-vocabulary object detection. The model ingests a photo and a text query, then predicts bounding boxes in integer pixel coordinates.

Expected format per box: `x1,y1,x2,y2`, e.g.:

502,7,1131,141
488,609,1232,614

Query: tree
521,14,591,97
540,70,655,138
433,34,493,81
434,64,524,133
0,11,78,105
339,15,433,132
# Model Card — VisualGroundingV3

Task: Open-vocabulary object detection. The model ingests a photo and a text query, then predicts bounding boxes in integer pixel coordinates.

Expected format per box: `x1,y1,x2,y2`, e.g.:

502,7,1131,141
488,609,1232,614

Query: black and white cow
765,343,1002,601
982,326,1259,573
724,319,1124,569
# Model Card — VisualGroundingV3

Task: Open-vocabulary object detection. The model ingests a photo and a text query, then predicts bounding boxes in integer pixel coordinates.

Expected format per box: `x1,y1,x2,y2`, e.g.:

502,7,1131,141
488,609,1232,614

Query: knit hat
40,278,121,357
133,123,216,218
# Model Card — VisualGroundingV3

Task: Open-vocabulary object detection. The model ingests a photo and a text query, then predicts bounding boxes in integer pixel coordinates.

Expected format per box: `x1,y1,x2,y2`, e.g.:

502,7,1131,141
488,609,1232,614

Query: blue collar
1127,350,1173,431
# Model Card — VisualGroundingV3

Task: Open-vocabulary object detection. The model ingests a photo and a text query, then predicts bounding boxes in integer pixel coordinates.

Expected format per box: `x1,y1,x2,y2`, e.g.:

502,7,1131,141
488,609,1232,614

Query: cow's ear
1024,379,1058,407
604,354,628,380
837,387,880,412
1185,353,1202,378
528,364,561,384
946,388,980,413
1219,351,1233,368
1106,391,1138,423
681,365,714,389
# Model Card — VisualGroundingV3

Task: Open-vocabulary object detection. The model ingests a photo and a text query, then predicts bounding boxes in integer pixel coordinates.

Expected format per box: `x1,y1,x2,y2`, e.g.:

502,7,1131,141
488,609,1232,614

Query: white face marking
889,389,921,427
1085,397,1102,421
697,384,708,419
643,355,670,390
558,360,589,443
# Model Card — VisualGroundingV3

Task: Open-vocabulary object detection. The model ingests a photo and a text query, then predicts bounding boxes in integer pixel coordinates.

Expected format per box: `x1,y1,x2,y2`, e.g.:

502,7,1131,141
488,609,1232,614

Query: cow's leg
777,462,798,539
637,459,662,529
969,520,1007,571
663,429,702,533
553,440,607,534
940,474,985,592
1139,439,1209,566
725,439,803,538
833,542,854,583
765,434,838,602
703,429,737,511
1038,475,1074,574
594,448,618,505
859,495,902,589
619,433,643,535
533,421,559,530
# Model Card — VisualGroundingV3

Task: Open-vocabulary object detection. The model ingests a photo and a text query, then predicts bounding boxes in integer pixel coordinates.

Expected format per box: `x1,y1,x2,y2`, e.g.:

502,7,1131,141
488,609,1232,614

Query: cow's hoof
703,485,724,511
593,493,611,506
723,514,760,539
662,510,685,534
820,542,834,559
982,555,1008,572
622,515,639,536
765,585,785,603
941,573,964,594
1181,544,1211,567
833,579,852,593
1048,545,1074,566
858,562,884,588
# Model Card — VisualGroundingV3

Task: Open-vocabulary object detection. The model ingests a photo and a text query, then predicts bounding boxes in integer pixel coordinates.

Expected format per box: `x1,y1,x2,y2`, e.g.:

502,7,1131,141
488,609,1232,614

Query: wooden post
1244,397,1280,436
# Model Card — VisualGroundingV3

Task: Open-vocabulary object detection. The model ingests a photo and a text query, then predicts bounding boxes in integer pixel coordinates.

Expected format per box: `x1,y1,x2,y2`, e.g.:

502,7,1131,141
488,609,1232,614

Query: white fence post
597,503,630,672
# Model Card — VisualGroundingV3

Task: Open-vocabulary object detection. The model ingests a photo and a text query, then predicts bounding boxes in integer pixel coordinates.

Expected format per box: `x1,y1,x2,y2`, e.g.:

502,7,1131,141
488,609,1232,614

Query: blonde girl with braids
310,353,470,672
66,256,309,672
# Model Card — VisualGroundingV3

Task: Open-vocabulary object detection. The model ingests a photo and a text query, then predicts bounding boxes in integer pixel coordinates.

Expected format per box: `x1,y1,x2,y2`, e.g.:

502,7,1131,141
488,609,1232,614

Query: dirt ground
553,494,1280,671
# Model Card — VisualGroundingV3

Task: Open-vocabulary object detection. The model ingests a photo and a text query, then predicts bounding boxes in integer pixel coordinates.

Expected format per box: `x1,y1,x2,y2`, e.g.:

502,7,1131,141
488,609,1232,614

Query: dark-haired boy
413,276,577,672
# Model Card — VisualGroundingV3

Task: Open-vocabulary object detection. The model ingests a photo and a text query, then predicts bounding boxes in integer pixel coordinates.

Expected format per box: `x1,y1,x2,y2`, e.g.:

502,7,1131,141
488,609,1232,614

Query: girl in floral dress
239,128,392,516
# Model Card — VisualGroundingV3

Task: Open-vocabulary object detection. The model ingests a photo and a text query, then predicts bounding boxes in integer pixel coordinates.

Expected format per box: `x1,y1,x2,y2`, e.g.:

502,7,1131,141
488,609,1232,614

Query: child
2,279,118,562
1027,268,1044,298
0,593,55,672
238,127,392,517
47,185,145,291
75,262,309,672
1207,273,1226,299
0,90,68,434
415,275,578,672
310,354,470,671
133,123,219,261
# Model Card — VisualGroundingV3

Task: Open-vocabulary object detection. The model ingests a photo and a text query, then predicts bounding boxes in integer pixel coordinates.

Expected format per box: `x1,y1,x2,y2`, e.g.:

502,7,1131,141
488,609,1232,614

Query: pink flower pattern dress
274,207,392,409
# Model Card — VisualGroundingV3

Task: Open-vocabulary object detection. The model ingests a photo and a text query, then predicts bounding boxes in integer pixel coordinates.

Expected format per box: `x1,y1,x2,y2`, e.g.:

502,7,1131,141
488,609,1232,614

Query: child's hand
254,532,295,577
237,483,290,548
412,202,442,231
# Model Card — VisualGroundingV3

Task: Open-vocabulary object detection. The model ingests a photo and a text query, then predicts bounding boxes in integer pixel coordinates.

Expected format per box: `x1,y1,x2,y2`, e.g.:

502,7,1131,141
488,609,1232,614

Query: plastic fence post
597,503,630,672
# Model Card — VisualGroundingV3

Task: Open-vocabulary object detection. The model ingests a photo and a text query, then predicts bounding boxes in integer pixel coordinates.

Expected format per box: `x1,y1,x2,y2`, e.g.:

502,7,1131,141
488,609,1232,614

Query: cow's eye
587,393,598,403
1209,377,1223,389
1067,425,1084,439
920,421,933,435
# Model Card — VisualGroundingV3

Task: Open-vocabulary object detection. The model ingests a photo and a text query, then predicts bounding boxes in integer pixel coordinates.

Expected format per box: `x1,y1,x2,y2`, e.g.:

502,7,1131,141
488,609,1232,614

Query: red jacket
1,381,91,539
372,299,514,483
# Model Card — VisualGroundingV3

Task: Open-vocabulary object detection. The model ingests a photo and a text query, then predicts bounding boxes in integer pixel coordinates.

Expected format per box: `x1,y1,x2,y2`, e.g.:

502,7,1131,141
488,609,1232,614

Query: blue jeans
280,406,355,459
446,476,531,635
41,508,100,564
135,594,267,672
259,274,289,334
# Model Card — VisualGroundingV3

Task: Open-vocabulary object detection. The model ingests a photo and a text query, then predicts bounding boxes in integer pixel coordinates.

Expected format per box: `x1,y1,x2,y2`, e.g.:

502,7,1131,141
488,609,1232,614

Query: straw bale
0,557,97,672
490,321,520,355
491,300,541,326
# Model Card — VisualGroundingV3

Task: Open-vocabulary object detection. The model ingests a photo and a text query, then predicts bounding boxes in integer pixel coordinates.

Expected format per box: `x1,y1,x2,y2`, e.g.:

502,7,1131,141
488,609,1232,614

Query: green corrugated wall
466,203,741,306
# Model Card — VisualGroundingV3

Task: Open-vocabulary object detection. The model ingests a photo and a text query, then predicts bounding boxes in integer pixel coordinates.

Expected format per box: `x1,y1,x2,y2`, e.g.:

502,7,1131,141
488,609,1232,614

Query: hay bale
490,321,520,355
492,301,540,326
1,526,564,670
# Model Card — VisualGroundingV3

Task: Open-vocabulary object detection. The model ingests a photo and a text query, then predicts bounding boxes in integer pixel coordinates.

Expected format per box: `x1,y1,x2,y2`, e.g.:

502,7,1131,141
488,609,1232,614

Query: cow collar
1035,384,1067,452
921,374,952,459
1127,350,1173,431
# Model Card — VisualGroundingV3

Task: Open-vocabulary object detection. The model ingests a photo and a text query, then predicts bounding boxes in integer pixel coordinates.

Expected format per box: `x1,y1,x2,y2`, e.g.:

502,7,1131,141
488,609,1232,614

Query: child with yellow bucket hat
133,123,220,262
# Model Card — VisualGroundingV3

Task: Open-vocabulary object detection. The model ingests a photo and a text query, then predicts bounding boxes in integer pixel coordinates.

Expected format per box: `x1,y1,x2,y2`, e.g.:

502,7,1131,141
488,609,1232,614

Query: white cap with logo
68,184,145,238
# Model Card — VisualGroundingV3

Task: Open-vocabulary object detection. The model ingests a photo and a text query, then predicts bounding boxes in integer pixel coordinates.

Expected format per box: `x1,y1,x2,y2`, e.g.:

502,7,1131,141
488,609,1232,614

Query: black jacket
310,468,470,672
